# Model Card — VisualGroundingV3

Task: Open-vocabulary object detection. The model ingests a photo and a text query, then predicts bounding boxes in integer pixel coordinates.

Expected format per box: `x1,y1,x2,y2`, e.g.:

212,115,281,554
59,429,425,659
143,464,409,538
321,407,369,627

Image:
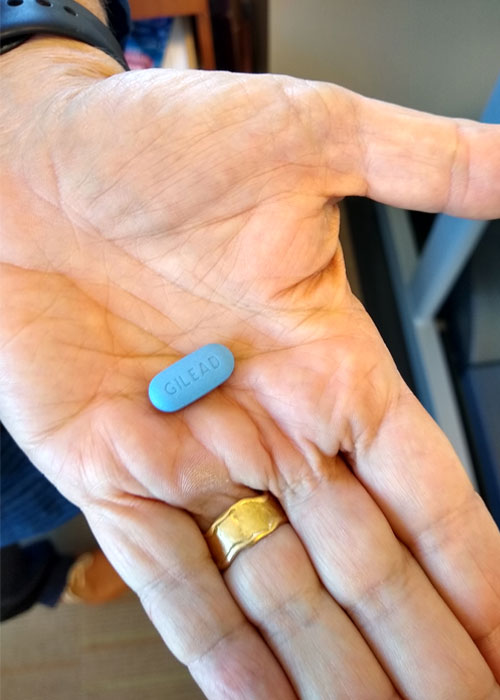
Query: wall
269,0,500,118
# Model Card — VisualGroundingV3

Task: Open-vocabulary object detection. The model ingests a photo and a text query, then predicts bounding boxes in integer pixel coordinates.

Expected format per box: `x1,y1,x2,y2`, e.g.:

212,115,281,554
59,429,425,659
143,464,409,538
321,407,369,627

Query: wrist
1,33,124,81
0,0,124,93
0,35,122,174
0,3,126,251
0,0,125,152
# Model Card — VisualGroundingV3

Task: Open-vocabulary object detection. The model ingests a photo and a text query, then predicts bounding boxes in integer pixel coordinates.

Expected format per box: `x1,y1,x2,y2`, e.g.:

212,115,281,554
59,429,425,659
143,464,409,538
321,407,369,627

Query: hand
1,38,500,698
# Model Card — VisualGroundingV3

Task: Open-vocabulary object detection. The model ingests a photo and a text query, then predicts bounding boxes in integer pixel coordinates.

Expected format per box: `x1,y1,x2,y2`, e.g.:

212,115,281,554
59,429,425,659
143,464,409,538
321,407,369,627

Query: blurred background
2,1,499,698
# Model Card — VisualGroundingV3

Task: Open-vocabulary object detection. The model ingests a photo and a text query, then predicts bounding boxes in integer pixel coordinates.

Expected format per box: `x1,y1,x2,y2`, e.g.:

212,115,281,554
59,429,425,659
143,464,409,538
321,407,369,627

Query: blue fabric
0,425,80,547
0,542,75,620
124,16,173,67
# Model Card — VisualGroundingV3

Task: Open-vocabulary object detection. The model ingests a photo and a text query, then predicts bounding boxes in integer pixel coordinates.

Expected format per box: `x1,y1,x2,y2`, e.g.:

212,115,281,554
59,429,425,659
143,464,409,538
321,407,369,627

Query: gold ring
204,493,288,570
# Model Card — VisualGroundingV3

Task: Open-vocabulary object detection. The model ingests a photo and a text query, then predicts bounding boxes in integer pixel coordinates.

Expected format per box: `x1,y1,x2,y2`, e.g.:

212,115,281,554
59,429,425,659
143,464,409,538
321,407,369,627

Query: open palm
2,57,500,699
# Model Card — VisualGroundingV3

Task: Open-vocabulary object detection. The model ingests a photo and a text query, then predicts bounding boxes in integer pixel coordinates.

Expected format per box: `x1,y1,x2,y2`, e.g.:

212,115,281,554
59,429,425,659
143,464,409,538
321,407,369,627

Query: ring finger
91,395,397,698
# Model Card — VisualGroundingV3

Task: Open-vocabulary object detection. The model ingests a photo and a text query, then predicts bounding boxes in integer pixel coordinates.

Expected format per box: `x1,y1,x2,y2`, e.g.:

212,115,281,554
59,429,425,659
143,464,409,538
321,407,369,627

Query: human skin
1,12,500,699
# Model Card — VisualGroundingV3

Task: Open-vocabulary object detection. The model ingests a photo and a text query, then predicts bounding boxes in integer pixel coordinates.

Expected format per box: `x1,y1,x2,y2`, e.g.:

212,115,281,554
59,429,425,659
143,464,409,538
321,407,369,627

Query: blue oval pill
148,343,235,412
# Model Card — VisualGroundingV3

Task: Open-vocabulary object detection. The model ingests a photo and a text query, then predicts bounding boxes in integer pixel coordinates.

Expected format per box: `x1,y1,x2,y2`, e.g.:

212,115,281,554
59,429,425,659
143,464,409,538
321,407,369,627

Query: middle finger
224,521,398,699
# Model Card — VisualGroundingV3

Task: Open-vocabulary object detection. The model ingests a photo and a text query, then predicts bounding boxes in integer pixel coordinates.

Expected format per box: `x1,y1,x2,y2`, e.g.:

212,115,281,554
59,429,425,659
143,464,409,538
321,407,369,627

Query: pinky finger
83,496,297,700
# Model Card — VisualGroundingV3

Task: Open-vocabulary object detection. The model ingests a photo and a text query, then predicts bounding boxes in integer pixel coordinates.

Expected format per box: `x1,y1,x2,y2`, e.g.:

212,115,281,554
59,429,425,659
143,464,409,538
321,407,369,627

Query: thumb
308,80,500,219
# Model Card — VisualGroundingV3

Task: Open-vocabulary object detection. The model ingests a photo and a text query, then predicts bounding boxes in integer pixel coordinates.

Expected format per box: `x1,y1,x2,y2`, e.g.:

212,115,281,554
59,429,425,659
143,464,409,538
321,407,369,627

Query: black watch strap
0,0,129,70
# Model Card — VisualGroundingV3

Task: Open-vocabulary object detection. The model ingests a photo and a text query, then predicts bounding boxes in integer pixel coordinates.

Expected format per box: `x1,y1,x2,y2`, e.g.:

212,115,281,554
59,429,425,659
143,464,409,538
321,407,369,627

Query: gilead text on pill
148,343,235,412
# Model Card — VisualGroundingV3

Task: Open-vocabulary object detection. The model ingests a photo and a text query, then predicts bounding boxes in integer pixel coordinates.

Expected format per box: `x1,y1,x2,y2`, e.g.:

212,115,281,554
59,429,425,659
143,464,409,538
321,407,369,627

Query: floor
1,515,204,700
1,206,361,700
